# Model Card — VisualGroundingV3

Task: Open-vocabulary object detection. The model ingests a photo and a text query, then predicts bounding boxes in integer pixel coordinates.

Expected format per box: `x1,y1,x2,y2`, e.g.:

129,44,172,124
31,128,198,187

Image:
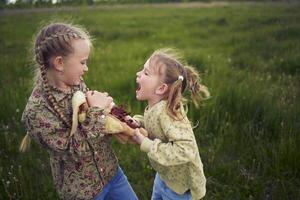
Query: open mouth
136,82,141,92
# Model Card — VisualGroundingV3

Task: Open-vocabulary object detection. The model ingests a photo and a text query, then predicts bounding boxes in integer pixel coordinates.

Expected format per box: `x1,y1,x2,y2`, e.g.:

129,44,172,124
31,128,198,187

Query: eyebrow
144,67,151,73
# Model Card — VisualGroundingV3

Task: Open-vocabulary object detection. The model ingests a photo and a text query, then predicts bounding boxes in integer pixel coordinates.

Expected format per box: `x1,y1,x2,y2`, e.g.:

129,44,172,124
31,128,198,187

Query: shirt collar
145,100,167,114
37,78,82,103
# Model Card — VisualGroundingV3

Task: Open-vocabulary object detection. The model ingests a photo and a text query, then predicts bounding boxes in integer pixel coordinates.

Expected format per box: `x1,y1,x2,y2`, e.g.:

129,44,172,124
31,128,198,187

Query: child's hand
124,115,140,127
132,129,146,145
86,91,113,110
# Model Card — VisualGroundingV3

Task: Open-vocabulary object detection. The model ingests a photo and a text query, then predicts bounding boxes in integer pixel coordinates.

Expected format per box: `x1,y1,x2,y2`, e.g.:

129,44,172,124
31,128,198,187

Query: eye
143,69,149,75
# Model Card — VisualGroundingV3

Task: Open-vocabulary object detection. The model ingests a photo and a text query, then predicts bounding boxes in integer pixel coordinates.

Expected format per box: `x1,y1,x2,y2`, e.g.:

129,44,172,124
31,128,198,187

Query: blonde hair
20,22,92,152
149,48,210,120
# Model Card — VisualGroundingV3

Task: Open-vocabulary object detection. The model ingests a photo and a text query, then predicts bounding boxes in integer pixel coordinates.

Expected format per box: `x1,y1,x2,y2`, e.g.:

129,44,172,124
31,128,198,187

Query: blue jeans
151,173,191,200
93,166,138,200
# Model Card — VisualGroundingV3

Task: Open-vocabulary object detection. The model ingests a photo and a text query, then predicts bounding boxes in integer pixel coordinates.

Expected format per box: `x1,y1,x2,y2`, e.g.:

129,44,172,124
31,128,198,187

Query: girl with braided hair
132,49,209,200
20,22,138,200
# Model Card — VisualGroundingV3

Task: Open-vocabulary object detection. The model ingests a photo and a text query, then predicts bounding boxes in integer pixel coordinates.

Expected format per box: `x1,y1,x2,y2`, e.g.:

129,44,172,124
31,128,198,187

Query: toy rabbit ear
70,105,79,137
72,91,87,109
78,112,87,123
70,91,87,137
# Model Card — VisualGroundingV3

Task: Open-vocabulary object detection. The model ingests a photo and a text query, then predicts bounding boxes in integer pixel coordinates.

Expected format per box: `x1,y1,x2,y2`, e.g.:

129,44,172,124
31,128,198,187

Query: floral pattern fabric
137,100,206,200
22,79,118,200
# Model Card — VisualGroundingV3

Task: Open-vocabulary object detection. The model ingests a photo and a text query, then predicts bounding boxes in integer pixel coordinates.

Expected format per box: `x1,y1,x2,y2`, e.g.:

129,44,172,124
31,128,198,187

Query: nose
136,70,141,77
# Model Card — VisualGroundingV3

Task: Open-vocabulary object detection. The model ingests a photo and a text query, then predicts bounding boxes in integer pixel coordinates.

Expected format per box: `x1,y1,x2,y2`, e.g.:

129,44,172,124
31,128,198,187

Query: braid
39,32,81,48
35,35,72,127
33,23,90,127
20,22,91,152
40,64,71,127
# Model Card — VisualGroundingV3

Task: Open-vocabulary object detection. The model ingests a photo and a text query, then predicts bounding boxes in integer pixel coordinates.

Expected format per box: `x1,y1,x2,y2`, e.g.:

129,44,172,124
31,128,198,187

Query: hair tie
178,75,184,81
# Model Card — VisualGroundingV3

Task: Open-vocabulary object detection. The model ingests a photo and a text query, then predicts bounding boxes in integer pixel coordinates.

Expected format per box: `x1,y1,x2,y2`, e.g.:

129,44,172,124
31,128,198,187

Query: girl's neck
46,70,71,93
148,96,164,108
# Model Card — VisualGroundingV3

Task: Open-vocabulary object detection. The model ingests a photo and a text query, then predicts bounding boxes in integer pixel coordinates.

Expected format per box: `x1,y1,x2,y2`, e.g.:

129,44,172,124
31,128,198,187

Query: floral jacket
21,80,118,200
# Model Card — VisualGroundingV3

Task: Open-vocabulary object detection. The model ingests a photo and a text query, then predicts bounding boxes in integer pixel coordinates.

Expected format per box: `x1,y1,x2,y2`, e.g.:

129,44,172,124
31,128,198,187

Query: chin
136,94,140,100
135,93,143,101
73,80,81,85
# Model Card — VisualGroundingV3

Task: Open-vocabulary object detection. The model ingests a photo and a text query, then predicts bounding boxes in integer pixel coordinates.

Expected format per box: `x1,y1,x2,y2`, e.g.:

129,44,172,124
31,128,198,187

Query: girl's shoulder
21,86,45,121
23,85,46,117
28,85,45,106
158,107,193,138
159,101,189,121
145,100,166,116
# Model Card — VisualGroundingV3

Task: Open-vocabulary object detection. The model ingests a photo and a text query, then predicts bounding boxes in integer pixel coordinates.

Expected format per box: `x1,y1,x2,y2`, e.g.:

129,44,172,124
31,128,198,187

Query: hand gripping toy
70,91,147,143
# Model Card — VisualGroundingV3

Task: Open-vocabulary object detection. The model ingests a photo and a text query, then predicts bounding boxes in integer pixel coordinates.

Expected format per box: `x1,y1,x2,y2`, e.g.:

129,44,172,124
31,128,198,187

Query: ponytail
184,65,210,108
166,78,184,119
149,48,210,120
19,133,31,152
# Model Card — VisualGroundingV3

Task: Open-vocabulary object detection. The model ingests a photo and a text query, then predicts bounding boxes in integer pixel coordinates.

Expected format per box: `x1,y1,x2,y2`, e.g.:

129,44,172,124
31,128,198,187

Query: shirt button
100,115,105,119
94,151,98,155
100,168,103,172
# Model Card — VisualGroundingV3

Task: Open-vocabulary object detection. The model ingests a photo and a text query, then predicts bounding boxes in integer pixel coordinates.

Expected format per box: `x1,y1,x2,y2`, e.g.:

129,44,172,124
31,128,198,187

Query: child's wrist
139,136,145,144
140,137,151,152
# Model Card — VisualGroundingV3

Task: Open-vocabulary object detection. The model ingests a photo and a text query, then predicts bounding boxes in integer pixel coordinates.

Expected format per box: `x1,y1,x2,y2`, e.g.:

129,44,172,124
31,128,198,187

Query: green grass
0,2,299,200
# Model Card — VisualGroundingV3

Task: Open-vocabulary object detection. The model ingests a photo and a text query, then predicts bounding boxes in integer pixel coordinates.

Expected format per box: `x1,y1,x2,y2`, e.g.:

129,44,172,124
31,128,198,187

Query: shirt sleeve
22,104,106,157
140,111,197,166
77,80,106,138
80,106,106,137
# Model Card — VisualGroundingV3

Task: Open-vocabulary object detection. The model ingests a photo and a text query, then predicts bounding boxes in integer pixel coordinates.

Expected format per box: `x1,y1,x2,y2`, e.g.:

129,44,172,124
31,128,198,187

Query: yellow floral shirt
136,100,206,200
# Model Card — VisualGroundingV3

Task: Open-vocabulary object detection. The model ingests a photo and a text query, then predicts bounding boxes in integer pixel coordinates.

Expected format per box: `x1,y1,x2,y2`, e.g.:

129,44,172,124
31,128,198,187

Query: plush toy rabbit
71,91,147,144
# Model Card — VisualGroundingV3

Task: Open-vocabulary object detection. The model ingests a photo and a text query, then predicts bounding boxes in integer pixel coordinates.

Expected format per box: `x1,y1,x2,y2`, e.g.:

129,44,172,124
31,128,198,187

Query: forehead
71,39,90,57
147,56,165,75
144,59,150,68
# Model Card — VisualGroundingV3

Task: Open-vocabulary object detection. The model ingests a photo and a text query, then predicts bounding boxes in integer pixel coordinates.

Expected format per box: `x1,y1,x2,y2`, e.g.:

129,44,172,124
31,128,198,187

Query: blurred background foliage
0,2,299,200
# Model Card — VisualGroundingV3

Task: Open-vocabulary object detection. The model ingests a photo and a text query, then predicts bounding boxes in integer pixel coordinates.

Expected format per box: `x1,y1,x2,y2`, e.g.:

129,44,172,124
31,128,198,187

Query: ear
52,56,64,72
155,83,169,95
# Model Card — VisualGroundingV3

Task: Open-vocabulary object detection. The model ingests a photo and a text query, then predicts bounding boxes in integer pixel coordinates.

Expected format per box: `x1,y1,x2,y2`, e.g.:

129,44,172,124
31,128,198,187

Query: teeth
136,83,141,91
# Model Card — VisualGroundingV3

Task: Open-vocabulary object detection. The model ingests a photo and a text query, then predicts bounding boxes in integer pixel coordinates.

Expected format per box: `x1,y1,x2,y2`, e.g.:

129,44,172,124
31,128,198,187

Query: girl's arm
22,104,107,157
138,112,197,166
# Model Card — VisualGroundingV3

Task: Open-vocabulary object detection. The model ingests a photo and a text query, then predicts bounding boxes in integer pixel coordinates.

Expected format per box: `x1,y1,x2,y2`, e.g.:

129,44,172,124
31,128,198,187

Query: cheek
64,69,78,82
66,65,80,75
141,75,150,82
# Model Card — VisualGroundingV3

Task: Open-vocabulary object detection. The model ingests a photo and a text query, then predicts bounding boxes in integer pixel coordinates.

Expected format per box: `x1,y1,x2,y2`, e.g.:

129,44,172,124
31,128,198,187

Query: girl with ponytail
132,48,209,200
20,22,137,200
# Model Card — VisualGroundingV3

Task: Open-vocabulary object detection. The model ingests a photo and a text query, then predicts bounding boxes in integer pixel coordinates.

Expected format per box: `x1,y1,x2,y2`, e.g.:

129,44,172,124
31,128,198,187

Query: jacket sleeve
22,104,107,157
140,111,197,166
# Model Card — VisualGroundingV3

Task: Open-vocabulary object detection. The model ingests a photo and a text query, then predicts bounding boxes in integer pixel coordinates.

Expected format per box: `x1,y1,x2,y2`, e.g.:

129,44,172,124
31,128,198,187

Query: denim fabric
151,173,191,200
94,166,138,200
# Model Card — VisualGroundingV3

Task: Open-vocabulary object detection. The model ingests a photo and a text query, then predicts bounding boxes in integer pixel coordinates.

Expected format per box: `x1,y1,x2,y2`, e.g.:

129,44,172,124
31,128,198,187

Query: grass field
0,2,299,199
